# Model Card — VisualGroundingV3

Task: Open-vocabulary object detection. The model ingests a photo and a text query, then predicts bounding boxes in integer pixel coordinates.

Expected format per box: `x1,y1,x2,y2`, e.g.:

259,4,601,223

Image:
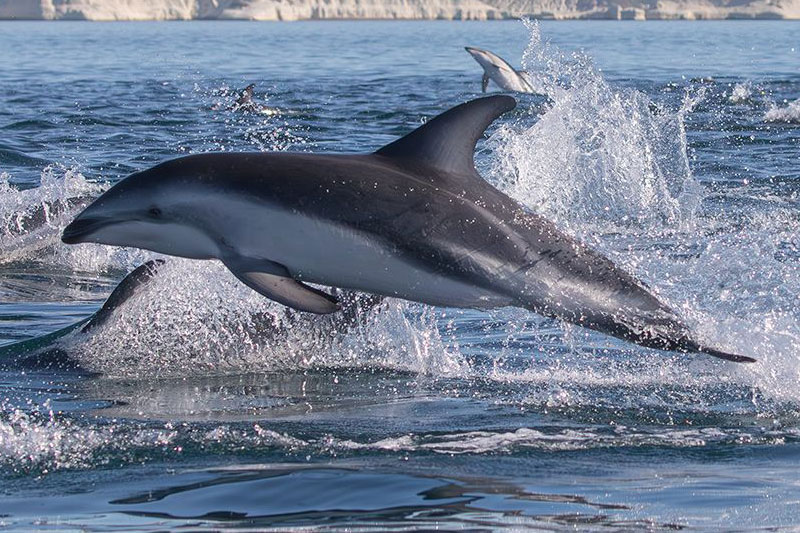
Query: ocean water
0,19,799,530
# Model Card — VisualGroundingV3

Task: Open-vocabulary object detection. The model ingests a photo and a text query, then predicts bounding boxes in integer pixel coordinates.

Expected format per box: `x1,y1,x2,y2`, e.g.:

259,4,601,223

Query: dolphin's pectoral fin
375,95,516,177
224,258,340,314
237,271,340,314
481,73,490,93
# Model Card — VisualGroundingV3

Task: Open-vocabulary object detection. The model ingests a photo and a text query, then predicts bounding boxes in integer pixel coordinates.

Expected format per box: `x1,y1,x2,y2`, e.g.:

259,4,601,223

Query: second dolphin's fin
481,73,490,93
375,95,516,177
83,259,165,332
223,257,340,314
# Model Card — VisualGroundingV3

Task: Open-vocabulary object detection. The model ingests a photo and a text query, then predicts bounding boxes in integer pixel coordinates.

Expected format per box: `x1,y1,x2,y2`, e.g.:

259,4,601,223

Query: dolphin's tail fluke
678,339,756,363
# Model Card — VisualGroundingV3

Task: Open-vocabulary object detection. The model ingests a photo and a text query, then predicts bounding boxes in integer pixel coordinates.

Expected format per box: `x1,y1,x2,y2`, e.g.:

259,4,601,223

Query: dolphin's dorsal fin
375,95,516,177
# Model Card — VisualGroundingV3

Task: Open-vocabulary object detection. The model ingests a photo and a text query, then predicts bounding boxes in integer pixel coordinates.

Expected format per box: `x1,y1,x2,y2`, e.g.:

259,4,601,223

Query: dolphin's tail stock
620,316,756,363
676,338,756,363
558,304,758,363
617,318,755,363
615,327,756,363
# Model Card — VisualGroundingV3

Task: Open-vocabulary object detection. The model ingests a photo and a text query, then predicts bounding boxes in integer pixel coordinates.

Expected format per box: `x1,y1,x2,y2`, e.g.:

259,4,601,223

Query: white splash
0,166,104,265
67,259,469,378
729,81,753,103
489,19,702,233
485,21,799,403
764,98,800,123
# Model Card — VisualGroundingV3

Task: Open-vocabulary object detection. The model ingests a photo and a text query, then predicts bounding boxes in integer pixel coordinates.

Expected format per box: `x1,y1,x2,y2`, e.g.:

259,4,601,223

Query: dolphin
61,96,753,363
465,47,536,94
234,83,256,108
0,260,164,369
226,83,280,115
0,259,383,370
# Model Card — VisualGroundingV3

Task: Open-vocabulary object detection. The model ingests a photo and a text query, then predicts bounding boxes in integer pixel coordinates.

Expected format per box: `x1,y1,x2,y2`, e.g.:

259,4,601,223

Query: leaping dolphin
465,47,536,94
61,96,753,363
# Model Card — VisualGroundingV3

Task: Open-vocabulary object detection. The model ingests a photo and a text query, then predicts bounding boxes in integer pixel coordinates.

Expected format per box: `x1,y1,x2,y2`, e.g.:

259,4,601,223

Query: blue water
1,20,799,530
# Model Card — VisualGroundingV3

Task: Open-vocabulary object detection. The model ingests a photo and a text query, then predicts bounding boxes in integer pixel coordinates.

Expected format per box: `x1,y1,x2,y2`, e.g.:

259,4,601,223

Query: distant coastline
1,0,797,21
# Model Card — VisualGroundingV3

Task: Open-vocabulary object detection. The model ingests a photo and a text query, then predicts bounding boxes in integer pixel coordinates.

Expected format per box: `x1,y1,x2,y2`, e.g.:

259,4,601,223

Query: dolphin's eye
148,207,162,218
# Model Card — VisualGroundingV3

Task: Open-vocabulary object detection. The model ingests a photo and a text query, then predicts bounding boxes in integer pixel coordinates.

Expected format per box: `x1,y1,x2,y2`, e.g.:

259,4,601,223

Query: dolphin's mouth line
61,217,112,244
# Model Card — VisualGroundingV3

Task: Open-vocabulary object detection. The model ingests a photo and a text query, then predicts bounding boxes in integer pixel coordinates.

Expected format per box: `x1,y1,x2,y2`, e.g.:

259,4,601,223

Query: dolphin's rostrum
62,96,753,363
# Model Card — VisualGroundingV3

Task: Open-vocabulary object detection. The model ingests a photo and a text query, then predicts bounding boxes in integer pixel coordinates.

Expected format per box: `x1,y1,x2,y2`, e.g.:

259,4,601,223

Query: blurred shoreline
1,0,798,21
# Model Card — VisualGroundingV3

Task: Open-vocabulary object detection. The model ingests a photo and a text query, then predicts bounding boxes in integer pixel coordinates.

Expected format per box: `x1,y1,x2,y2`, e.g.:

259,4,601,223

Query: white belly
223,200,510,309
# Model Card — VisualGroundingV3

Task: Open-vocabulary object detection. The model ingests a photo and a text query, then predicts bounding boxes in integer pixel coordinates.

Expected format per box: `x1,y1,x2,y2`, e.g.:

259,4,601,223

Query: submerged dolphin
0,259,383,370
62,96,752,362
0,260,164,369
465,47,536,94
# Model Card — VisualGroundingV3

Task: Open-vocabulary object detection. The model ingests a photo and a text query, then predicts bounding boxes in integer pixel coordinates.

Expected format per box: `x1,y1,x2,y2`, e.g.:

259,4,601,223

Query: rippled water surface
0,20,799,531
